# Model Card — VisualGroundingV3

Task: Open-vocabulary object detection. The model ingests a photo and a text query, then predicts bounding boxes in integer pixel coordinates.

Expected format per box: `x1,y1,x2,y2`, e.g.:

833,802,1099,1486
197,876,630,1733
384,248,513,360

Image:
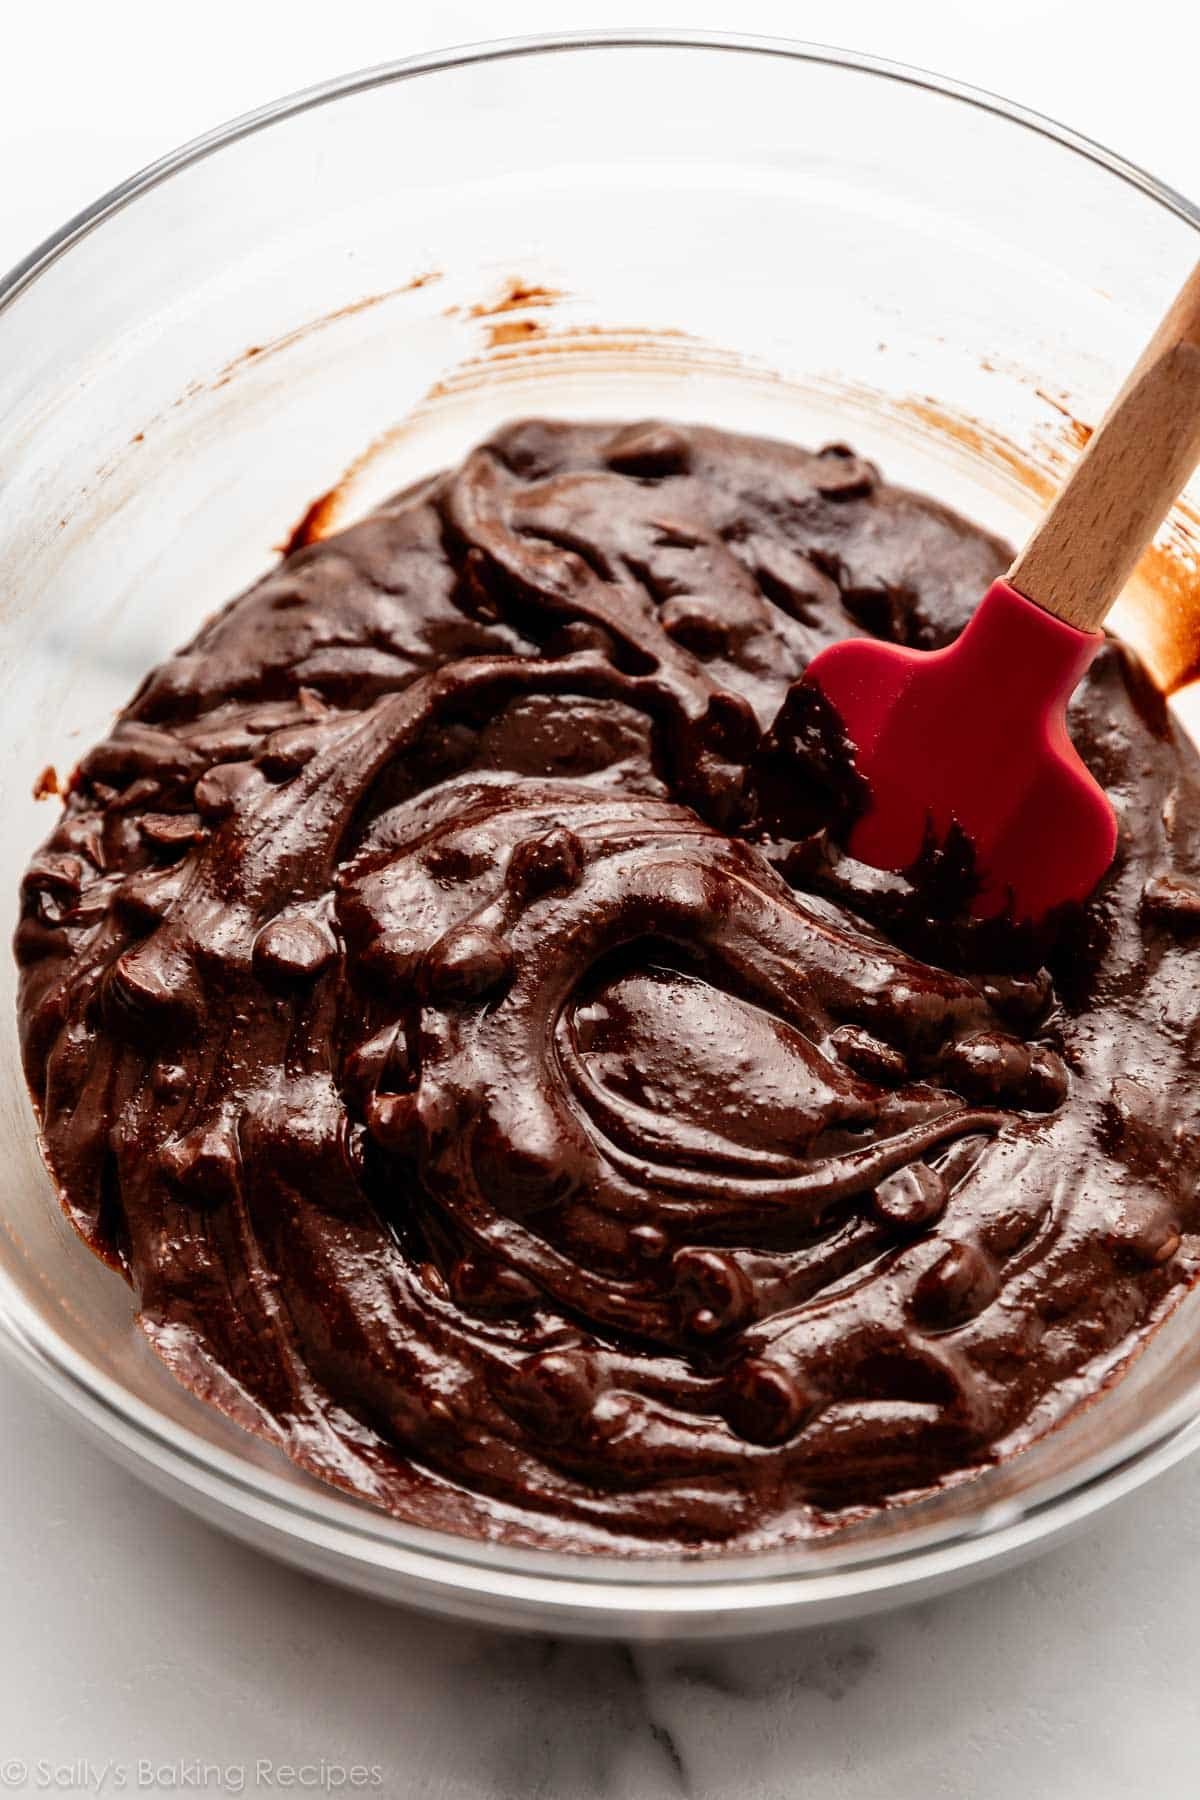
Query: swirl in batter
16,420,1200,1551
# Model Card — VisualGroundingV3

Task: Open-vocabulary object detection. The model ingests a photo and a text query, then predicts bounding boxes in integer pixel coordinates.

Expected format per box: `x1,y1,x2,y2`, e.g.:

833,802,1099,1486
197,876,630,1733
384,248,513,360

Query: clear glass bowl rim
3,27,1200,1622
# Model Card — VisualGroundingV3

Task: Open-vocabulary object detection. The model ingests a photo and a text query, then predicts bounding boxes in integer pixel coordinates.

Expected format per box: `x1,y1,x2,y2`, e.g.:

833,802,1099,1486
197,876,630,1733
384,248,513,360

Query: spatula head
800,579,1118,922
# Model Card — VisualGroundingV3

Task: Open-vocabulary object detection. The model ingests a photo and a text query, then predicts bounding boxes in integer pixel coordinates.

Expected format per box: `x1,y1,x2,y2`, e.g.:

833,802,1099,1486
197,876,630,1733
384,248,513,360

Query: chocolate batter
15,420,1200,1553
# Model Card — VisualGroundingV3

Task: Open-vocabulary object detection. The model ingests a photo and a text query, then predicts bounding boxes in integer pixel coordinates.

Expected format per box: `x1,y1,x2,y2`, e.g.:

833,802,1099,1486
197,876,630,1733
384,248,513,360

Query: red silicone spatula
802,259,1200,922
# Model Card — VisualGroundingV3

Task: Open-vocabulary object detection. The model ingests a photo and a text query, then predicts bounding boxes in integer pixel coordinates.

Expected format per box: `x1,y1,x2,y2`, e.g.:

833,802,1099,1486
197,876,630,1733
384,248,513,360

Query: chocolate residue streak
820,382,1200,694
259,325,710,556
425,325,695,402
905,398,1058,506
279,487,341,557
136,275,1200,694
1141,532,1200,695
1034,388,1095,453
204,272,444,393
258,322,1200,686
487,318,545,349
465,279,567,319
31,766,59,801
17,417,1200,1555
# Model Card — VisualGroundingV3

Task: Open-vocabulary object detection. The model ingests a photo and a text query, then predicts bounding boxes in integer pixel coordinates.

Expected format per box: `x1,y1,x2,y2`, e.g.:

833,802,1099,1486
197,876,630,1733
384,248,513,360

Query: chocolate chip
152,1062,188,1100
1025,1045,1070,1110
873,1163,947,1230
978,968,1052,1026
814,443,876,500
506,827,584,900
107,942,194,1021
22,852,83,901
604,423,690,478
1100,1076,1165,1172
831,1024,907,1085
940,1031,1067,1112
939,1031,1025,1099
258,724,322,779
1142,872,1200,931
423,923,514,1004
451,1257,539,1314
911,1241,996,1328
660,598,729,657
193,760,259,820
160,1122,240,1202
545,621,617,659
419,1261,449,1300
701,691,760,759
253,915,336,982
1152,1227,1182,1265
723,1358,815,1446
629,1223,669,1264
365,1091,420,1155
344,1023,414,1108
454,545,504,623
1105,1195,1182,1269
110,776,162,813
649,516,705,551
139,812,206,852
424,840,494,883
672,1247,753,1336
504,1348,599,1441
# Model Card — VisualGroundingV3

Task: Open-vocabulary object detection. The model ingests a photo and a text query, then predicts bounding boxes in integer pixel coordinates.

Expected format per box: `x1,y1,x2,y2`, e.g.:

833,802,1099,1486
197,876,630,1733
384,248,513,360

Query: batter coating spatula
801,260,1200,921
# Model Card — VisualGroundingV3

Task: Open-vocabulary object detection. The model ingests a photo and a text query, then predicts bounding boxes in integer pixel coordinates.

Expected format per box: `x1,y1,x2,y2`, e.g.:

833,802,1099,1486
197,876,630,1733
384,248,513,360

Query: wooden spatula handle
1008,259,1200,633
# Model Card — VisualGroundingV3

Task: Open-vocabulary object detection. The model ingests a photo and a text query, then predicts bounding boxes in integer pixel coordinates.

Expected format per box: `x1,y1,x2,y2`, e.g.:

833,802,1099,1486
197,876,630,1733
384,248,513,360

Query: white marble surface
2,4,1200,1796
5,1366,1200,1798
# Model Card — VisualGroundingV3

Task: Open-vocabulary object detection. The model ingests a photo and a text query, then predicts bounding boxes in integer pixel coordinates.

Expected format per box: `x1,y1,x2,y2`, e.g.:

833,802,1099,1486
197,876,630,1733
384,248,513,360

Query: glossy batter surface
16,420,1200,1552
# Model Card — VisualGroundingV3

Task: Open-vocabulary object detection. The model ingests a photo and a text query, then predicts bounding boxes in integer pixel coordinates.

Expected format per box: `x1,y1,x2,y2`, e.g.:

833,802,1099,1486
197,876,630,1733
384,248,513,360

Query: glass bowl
2,31,1200,1641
